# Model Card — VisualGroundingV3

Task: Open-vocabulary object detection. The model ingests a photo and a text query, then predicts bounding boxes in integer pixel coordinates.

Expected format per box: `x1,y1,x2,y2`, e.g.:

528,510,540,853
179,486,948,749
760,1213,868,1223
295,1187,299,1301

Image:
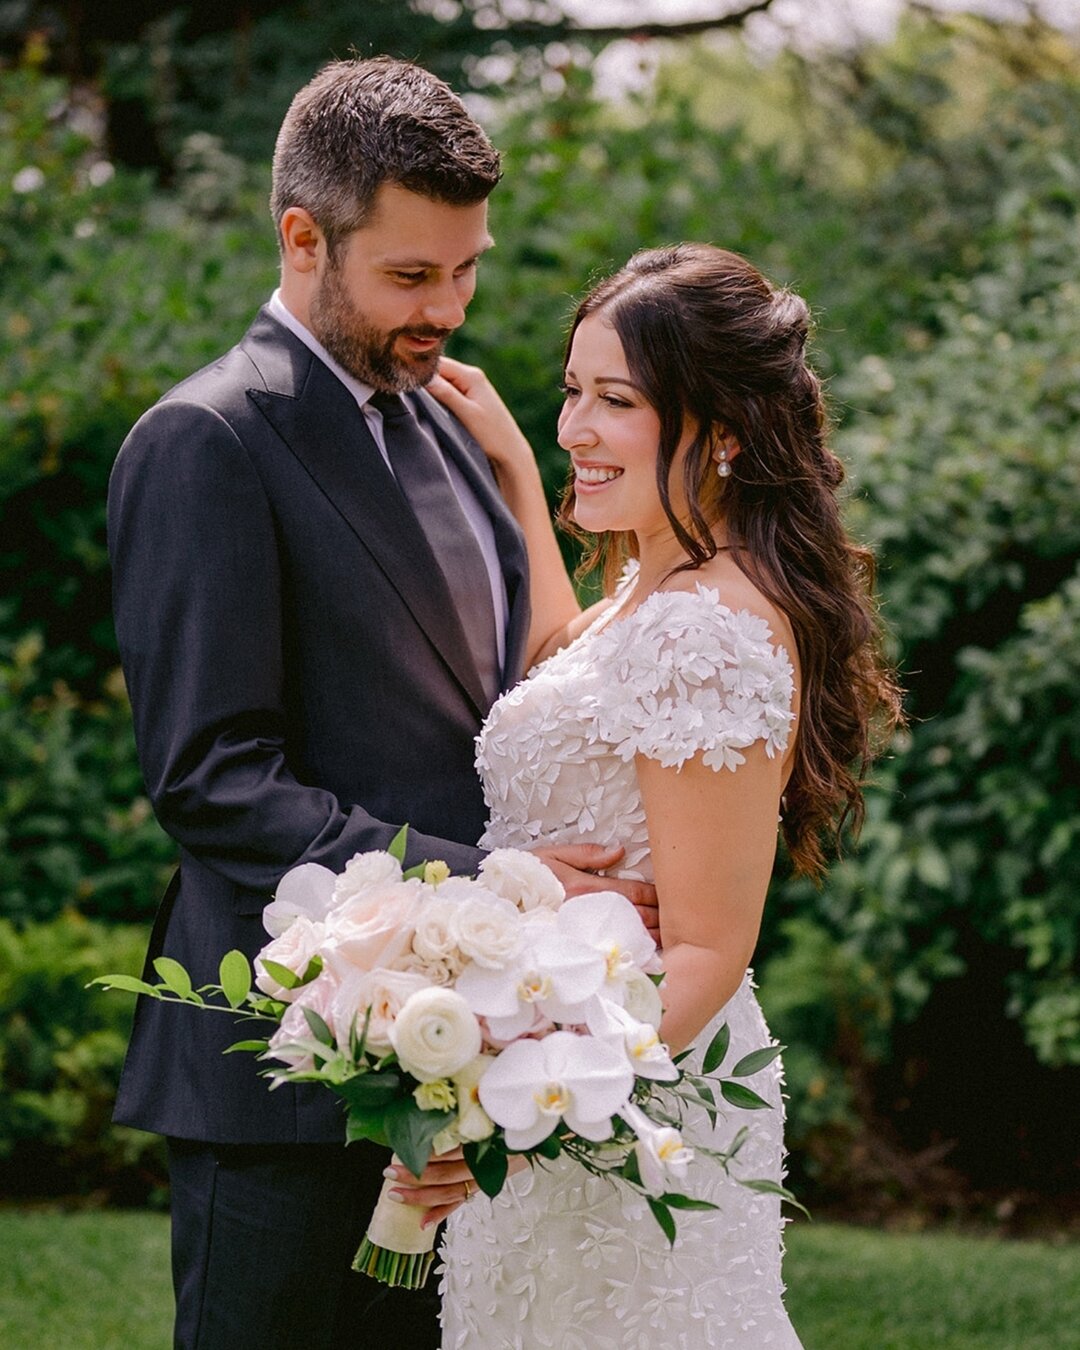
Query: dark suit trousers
168,1138,442,1349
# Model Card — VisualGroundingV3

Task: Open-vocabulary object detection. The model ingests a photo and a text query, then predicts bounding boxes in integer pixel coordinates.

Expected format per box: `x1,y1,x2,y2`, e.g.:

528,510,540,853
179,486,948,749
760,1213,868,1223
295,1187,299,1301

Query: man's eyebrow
380,239,495,269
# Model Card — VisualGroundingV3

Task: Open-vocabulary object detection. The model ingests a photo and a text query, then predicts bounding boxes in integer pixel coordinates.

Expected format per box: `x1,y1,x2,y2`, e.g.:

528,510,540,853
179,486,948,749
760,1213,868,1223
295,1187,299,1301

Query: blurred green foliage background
1,1,1077,1225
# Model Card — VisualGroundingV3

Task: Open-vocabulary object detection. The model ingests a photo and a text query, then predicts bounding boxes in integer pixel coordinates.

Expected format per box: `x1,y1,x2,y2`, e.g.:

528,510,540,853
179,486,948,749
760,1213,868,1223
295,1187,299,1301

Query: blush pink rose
322,879,424,976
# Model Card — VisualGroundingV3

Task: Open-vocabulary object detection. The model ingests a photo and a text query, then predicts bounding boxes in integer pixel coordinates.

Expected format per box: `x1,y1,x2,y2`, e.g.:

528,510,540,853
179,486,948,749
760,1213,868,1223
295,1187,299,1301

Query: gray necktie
370,391,500,705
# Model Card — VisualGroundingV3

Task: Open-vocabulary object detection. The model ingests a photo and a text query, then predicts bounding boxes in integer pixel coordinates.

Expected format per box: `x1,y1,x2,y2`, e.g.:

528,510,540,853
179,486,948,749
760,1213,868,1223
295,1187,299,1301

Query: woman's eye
560,383,581,399
602,395,632,409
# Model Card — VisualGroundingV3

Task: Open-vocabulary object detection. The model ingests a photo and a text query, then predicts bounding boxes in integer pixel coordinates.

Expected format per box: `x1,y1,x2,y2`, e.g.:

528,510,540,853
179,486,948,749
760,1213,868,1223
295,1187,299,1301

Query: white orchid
455,930,606,1039
587,998,678,1081
478,1030,634,1150
262,862,337,937
621,1100,694,1195
554,891,661,1004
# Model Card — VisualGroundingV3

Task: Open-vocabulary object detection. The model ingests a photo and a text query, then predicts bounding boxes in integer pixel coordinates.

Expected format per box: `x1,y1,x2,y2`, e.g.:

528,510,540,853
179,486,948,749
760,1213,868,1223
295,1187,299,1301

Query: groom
109,57,656,1350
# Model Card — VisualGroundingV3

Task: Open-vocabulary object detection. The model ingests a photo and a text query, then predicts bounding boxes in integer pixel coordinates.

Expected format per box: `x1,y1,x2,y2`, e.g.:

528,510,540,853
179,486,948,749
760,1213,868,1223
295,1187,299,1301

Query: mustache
393,325,453,342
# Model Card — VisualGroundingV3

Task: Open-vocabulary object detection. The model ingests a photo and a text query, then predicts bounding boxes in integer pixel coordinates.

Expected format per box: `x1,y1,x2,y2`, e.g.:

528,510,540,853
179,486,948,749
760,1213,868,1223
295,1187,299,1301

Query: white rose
390,987,483,1083
322,880,423,975
331,967,428,1054
333,850,404,903
479,849,565,913
254,914,327,1002
622,967,665,1030
450,893,524,970
411,898,462,966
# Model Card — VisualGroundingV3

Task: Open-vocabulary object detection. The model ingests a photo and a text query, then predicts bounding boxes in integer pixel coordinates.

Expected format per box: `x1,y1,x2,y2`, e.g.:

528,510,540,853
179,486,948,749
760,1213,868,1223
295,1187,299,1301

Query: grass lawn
0,1210,1077,1348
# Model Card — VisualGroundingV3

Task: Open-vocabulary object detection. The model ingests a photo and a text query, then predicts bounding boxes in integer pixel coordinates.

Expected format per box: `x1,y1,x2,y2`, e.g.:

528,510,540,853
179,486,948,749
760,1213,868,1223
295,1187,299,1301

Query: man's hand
531,842,660,944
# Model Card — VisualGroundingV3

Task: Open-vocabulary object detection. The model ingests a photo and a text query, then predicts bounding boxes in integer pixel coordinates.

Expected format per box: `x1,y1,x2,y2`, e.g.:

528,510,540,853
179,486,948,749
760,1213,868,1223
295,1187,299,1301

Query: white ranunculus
254,914,327,1002
390,987,483,1083
450,892,525,970
263,862,337,938
333,849,404,903
479,849,565,913
331,967,428,1054
478,1030,633,1151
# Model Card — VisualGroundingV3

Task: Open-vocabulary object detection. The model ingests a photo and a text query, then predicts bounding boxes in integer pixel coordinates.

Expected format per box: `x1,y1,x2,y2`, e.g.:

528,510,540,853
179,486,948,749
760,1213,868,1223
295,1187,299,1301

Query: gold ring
463,1178,476,1200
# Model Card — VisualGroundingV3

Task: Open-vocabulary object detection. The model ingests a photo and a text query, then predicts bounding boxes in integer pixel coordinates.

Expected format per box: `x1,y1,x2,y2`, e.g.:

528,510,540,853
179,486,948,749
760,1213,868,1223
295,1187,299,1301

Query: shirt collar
267,289,376,408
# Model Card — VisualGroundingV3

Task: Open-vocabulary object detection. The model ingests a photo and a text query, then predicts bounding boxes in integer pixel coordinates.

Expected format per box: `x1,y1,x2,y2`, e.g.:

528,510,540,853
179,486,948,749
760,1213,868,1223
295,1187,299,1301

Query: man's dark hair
270,56,501,255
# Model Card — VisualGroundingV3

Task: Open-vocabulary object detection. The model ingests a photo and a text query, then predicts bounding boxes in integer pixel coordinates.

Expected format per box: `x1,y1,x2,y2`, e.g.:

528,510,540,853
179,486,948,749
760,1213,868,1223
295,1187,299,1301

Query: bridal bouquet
93,830,795,1288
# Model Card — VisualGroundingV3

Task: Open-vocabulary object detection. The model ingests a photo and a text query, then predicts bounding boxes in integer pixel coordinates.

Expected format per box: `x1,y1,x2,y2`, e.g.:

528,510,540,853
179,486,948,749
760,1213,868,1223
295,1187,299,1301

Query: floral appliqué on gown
439,563,804,1349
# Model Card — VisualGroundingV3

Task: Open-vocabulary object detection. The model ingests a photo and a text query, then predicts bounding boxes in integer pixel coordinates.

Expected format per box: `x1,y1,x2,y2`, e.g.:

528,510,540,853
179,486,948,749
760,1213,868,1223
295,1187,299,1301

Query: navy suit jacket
109,308,530,1142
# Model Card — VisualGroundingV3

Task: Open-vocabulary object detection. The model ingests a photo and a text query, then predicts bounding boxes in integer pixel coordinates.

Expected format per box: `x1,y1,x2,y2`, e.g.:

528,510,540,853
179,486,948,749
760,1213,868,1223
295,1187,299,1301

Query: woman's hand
429,356,536,477
385,1144,529,1229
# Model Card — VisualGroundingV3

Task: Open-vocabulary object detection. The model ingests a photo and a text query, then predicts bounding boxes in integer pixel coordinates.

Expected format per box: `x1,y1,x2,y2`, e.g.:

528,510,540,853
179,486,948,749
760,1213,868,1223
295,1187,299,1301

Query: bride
385,243,901,1347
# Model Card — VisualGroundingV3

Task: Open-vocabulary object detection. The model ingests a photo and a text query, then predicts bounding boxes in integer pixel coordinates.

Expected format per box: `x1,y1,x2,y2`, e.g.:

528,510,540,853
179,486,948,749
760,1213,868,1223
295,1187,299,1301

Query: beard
308,255,450,393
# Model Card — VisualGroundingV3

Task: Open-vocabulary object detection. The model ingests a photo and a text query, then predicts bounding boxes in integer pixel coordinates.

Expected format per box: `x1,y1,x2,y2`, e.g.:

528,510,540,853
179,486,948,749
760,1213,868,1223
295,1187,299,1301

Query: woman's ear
710,429,742,478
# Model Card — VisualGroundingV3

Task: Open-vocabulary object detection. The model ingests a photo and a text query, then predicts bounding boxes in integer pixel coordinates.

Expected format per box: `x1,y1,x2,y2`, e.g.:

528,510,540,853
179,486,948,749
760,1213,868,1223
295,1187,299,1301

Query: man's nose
421,281,467,332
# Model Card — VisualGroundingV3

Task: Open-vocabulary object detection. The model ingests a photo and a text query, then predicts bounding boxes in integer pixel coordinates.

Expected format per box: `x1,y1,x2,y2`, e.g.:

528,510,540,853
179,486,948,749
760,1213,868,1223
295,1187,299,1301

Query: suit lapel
412,389,532,689
242,312,492,718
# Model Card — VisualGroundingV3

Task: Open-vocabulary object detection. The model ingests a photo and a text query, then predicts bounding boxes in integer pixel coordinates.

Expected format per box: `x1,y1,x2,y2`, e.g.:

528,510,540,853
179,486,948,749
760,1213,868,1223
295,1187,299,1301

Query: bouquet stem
352,1158,438,1289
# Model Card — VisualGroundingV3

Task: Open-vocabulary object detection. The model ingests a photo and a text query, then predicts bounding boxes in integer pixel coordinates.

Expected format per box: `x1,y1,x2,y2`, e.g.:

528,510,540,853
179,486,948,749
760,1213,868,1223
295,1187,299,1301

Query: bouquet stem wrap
352,1156,437,1289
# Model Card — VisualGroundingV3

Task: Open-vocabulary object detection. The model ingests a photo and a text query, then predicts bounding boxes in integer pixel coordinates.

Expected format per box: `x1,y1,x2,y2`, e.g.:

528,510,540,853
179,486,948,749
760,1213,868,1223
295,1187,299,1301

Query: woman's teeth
576,466,622,484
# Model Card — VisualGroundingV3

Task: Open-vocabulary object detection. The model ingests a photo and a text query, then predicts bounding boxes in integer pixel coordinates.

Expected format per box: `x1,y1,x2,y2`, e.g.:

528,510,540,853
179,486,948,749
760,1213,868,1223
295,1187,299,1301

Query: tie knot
368,391,408,420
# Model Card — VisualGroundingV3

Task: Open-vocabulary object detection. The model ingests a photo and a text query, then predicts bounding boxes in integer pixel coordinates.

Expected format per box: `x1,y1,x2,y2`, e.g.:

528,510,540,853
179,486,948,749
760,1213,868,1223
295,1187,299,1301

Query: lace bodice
439,565,803,1349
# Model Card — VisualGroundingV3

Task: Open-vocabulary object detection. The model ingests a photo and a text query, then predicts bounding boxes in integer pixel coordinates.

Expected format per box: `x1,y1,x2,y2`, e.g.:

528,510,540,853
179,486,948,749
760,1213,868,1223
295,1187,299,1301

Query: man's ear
279,207,323,275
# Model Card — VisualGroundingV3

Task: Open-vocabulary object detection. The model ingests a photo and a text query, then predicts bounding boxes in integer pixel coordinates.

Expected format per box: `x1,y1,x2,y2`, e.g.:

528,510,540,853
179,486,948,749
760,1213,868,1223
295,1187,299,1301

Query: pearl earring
716,447,732,478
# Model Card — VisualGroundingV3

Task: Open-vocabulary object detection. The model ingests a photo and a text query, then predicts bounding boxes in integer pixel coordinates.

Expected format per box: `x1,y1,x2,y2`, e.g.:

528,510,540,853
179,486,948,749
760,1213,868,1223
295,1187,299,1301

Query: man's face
309,183,493,392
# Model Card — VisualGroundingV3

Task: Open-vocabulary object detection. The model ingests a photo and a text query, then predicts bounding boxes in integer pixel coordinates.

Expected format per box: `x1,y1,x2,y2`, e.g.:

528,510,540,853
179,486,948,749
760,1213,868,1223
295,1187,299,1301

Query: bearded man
108,57,656,1350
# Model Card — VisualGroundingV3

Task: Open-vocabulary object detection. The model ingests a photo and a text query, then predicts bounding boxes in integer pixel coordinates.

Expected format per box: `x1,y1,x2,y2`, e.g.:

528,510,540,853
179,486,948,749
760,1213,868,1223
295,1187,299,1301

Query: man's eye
393,271,426,283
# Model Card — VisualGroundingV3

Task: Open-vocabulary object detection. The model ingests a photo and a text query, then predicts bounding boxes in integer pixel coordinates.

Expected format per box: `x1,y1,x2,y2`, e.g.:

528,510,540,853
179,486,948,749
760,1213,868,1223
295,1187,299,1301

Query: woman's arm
636,740,786,1055
429,358,581,667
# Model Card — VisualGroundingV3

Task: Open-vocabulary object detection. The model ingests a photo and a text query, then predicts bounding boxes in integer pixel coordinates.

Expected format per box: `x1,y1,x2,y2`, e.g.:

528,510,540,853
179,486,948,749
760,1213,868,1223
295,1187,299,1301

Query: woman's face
558,314,695,541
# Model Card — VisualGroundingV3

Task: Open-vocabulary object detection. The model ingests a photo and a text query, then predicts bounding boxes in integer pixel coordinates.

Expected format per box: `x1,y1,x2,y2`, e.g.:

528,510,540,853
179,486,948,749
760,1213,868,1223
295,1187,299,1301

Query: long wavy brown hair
558,243,903,879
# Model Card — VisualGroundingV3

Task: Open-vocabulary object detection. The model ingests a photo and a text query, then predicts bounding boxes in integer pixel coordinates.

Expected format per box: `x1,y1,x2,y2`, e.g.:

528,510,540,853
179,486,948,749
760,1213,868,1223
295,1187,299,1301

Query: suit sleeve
108,398,485,892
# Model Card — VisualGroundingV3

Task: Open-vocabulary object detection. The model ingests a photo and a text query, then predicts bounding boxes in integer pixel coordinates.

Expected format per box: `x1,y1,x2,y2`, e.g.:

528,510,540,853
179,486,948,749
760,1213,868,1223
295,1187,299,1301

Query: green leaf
386,824,409,864
402,864,426,881
298,954,323,986
346,1112,390,1148
219,951,252,1009
646,1196,676,1246
462,1140,509,1198
384,1099,453,1180
742,1178,811,1218
532,1132,563,1160
87,974,162,998
720,1081,771,1111
702,1023,730,1075
224,1039,269,1054
334,1071,403,1112
697,1082,718,1130
730,1044,785,1078
302,1007,335,1047
671,1048,694,1066
152,957,194,1000
659,1194,720,1211
248,997,287,1019
260,958,302,991
621,1148,643,1187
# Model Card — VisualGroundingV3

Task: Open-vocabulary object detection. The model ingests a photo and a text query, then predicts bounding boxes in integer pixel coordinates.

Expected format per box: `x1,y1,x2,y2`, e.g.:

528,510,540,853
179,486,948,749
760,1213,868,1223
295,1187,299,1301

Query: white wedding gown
439,563,804,1349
